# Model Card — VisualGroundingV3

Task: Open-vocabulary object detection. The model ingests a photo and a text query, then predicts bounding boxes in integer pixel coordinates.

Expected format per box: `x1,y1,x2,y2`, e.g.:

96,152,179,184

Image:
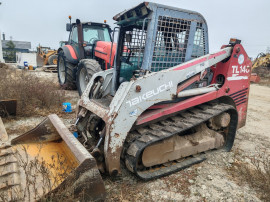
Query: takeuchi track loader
0,2,252,201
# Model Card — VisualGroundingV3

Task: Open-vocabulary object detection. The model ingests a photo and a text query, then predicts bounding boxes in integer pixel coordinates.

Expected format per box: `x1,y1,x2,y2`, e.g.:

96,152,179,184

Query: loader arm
77,46,241,175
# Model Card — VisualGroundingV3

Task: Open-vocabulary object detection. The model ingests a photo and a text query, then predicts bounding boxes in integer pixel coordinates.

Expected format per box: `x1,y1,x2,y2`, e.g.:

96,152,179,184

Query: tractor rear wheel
48,54,58,65
76,59,102,96
57,51,76,90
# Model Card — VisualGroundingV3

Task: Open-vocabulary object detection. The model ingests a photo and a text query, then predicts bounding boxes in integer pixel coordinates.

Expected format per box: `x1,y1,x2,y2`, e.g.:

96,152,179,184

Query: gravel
2,81,270,201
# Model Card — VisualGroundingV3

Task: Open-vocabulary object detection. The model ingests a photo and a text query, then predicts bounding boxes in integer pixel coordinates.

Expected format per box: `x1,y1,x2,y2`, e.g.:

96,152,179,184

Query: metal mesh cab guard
113,2,209,81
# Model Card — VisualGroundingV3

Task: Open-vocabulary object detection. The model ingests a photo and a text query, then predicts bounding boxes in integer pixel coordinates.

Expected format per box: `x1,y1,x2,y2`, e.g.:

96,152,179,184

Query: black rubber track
123,102,238,180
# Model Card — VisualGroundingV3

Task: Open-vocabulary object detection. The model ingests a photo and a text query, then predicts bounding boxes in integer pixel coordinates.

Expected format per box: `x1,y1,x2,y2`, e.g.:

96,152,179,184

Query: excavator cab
112,2,209,90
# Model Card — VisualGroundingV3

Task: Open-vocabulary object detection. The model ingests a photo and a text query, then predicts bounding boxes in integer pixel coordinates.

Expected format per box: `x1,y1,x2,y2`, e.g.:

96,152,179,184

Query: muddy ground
2,69,270,201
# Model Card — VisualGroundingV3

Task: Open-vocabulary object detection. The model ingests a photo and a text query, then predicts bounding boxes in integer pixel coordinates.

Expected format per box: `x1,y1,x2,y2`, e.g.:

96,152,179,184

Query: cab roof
113,2,206,26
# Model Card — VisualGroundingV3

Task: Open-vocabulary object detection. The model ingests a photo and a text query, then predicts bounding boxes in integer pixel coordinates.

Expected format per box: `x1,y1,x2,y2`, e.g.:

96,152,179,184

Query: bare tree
266,46,270,54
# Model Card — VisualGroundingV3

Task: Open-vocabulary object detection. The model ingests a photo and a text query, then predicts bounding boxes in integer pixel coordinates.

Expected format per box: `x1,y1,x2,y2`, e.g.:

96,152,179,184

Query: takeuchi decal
126,81,173,107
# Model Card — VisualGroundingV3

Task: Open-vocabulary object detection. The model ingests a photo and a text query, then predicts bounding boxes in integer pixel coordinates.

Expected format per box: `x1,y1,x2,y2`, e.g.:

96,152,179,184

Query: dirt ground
103,84,270,201
2,69,270,201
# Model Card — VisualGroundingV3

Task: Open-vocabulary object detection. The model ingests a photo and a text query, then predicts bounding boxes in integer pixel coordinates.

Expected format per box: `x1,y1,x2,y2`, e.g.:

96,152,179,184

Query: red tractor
57,17,116,95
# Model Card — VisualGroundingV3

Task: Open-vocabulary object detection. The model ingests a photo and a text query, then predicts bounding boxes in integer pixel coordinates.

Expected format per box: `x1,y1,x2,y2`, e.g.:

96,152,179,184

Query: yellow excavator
37,45,58,66
251,52,270,82
252,52,270,69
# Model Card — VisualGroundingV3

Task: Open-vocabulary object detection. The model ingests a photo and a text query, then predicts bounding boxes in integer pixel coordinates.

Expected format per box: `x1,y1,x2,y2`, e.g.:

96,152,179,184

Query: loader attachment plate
1,114,105,201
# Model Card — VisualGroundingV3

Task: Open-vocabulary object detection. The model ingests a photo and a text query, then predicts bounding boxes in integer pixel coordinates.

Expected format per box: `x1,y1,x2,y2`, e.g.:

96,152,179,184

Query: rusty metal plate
0,99,17,117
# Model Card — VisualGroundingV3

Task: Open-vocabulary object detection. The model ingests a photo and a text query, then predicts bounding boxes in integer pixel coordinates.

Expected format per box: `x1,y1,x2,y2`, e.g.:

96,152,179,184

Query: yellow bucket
1,114,105,201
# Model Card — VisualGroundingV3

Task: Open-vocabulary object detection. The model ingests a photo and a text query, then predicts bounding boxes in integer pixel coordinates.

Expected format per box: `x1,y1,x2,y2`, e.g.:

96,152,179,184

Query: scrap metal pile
251,52,270,82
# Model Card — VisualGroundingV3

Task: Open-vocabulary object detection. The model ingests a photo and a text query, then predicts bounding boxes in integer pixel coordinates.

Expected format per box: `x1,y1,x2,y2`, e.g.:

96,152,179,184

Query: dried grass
0,62,9,69
258,78,270,86
0,68,65,116
230,148,270,201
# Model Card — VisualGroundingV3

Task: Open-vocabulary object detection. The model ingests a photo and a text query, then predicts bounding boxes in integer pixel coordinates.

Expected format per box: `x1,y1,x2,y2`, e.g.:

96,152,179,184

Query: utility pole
0,2,3,62
0,31,4,63
0,2,4,62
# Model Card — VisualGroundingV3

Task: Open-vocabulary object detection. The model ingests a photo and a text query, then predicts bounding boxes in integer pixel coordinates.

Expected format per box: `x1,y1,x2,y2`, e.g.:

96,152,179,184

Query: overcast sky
0,0,269,58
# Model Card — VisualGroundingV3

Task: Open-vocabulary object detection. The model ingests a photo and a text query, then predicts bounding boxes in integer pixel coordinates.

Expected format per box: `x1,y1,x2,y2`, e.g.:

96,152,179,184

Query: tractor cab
112,2,209,91
66,20,112,60
57,17,115,93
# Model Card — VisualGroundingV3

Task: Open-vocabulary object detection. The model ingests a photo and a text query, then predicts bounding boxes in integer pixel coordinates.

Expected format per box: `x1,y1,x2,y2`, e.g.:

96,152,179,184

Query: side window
103,28,111,42
151,16,191,71
71,27,78,43
192,23,205,58
83,28,99,43
83,27,111,43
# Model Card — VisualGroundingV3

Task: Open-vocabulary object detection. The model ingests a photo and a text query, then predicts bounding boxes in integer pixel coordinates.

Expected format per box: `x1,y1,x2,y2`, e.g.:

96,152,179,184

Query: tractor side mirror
66,23,72,32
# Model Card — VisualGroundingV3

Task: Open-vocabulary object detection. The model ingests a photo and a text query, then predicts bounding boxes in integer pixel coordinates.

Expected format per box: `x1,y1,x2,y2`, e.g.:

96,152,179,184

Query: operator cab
112,2,209,91
67,21,112,59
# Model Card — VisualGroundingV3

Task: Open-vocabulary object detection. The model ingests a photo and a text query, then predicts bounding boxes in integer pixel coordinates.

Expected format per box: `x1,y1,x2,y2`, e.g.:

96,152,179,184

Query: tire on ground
48,54,58,65
76,59,102,96
57,51,77,90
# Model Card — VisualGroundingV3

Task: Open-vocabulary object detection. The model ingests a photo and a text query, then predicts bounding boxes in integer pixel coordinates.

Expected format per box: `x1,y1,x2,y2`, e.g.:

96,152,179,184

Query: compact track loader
75,2,251,179
0,2,251,201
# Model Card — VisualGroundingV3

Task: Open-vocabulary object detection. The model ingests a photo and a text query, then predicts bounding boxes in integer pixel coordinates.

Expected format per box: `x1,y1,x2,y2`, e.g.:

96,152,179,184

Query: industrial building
1,33,31,62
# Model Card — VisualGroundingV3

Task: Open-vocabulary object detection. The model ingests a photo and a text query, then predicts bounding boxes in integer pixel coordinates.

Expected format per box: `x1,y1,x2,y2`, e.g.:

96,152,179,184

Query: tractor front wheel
76,59,102,96
57,51,76,90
